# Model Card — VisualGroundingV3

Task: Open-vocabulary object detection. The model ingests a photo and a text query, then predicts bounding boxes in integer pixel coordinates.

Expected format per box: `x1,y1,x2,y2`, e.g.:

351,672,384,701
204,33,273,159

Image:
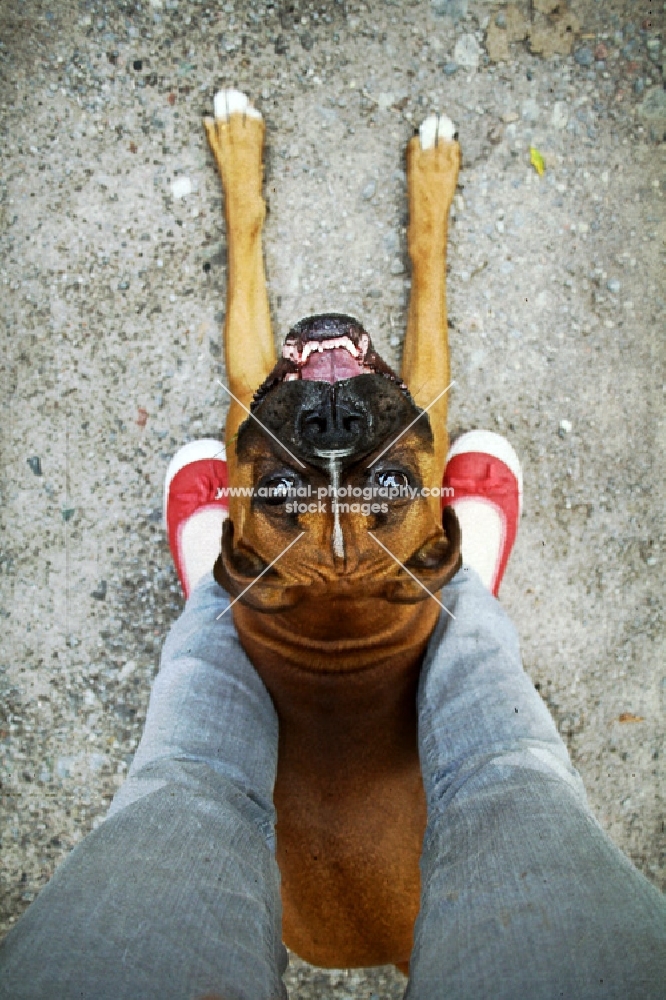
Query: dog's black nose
238,373,431,471
297,387,369,454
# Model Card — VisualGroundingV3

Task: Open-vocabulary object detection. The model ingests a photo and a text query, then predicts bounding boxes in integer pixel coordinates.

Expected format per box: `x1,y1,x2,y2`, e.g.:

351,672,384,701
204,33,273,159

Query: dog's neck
232,596,440,674
233,597,440,770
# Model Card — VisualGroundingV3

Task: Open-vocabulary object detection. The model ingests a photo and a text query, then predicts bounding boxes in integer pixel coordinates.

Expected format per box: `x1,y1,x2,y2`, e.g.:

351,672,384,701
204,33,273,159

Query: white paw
419,113,456,150
213,88,262,121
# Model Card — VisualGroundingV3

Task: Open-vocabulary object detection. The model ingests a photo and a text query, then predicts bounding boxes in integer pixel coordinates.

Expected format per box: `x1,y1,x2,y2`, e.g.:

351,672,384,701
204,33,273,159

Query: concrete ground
0,0,664,996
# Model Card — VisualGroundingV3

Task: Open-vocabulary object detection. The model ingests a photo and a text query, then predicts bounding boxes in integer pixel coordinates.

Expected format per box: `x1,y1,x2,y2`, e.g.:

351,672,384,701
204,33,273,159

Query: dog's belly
275,761,427,968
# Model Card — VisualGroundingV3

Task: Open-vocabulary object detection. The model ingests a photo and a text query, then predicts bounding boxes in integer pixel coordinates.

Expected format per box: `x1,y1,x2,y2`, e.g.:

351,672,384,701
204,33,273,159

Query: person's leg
0,444,286,1000
407,432,666,999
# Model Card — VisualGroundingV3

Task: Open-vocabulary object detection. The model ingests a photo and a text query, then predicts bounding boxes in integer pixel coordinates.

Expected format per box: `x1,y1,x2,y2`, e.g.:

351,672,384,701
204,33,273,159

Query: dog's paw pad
419,113,456,149
213,88,262,121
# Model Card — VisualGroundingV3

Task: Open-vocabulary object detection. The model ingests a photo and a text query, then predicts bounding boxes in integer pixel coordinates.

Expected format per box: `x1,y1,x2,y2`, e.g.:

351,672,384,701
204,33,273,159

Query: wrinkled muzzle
238,374,430,470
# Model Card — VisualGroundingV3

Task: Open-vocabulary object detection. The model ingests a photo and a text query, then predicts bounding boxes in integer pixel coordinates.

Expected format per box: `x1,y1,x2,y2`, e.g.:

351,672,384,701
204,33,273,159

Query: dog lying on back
204,90,461,971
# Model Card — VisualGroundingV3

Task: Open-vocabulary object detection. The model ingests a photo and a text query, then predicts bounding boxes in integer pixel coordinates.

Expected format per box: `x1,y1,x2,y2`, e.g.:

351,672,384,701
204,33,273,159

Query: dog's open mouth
282,335,370,384
249,313,411,413
281,314,371,384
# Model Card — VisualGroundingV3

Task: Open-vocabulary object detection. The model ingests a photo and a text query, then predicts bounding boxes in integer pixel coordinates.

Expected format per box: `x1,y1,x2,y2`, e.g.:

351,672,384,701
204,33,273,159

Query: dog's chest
274,733,426,968
233,606,435,965
264,660,427,967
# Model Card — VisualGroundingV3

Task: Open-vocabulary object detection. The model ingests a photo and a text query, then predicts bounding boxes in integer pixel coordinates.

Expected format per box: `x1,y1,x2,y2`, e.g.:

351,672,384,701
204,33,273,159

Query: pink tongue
300,347,365,383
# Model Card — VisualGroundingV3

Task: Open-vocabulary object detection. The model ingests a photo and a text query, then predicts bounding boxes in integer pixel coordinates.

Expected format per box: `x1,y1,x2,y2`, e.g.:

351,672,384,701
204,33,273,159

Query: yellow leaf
530,146,545,176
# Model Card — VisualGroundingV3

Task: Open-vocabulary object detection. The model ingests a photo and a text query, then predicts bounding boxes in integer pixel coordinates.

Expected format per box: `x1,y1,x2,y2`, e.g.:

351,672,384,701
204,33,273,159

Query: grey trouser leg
2,568,664,999
0,574,287,1000
408,566,666,1000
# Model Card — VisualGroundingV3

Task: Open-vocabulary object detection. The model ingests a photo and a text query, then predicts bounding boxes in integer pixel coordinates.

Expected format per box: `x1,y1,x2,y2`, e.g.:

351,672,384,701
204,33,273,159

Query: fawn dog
204,90,461,972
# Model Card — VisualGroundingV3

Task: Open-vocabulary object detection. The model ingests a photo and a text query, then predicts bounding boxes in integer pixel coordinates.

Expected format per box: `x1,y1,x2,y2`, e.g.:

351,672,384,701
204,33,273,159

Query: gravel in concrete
1,1,664,995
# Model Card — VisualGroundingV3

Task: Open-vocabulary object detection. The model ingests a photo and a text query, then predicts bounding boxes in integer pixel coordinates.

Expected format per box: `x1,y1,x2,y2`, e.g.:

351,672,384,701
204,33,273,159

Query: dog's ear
383,505,462,604
213,519,302,612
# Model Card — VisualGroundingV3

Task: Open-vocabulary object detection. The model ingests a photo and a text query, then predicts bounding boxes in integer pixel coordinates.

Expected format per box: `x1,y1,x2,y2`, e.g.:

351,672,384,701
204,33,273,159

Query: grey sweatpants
0,568,664,999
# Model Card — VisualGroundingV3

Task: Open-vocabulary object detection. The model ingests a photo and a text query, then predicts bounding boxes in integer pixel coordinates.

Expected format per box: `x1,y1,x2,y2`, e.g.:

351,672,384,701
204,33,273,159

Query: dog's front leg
204,90,276,452
402,116,460,480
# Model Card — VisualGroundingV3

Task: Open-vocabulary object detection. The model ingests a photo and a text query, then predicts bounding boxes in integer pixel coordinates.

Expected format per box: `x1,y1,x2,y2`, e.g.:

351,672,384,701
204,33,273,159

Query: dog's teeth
213,88,262,122
419,113,456,149
284,336,365,370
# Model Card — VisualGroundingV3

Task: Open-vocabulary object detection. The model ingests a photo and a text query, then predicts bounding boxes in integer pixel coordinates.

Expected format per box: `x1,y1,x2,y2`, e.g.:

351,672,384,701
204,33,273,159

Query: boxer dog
203,90,461,973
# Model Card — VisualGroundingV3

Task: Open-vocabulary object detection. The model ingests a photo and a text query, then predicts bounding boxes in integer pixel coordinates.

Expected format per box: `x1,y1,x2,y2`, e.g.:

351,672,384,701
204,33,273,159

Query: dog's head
215,314,460,612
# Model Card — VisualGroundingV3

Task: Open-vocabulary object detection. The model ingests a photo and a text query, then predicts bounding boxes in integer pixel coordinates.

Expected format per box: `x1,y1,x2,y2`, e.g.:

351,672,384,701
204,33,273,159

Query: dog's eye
375,470,410,491
260,474,299,505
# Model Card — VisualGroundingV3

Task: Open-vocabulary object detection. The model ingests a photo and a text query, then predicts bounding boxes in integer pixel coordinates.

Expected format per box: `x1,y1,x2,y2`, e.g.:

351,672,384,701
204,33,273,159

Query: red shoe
442,430,523,596
164,439,229,598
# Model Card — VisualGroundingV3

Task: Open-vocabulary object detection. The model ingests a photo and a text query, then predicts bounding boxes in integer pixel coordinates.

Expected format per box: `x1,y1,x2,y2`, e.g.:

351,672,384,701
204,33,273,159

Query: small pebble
118,660,137,681
607,278,621,293
558,419,573,437
574,47,594,67
90,580,107,601
390,258,404,275
27,456,42,476
362,181,376,200
521,98,540,123
551,102,569,129
171,177,192,199
453,34,481,71
431,0,468,21
56,756,76,779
